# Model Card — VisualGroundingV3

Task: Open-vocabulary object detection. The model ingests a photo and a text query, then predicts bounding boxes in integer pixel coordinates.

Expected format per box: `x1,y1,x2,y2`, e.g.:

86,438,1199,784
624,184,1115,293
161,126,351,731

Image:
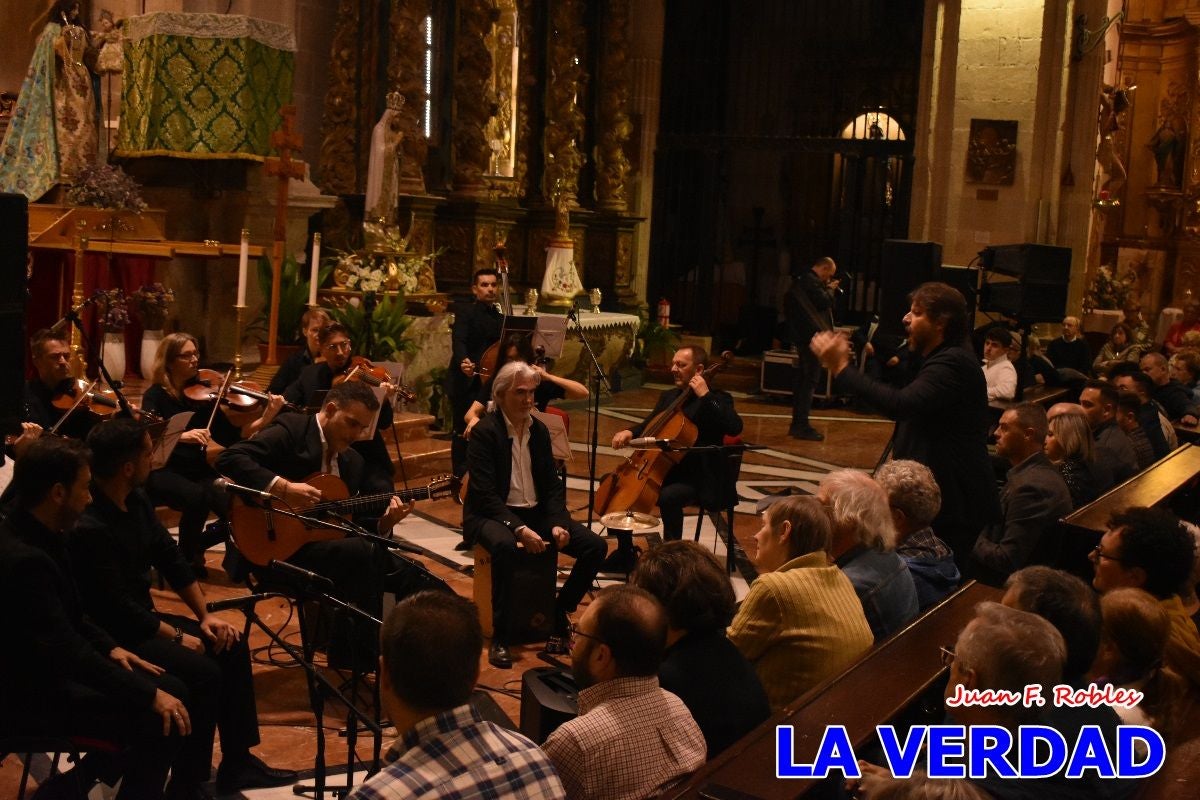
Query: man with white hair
817,469,919,641
874,460,960,610
463,361,606,668
1046,315,1092,379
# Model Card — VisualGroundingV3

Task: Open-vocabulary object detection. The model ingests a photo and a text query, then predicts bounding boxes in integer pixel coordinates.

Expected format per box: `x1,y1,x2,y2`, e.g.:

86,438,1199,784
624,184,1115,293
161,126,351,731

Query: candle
237,228,249,307
309,232,322,307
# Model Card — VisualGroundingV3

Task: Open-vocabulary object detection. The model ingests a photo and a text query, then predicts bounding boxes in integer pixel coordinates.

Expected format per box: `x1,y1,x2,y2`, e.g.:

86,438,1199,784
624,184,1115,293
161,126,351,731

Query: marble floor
1,382,895,798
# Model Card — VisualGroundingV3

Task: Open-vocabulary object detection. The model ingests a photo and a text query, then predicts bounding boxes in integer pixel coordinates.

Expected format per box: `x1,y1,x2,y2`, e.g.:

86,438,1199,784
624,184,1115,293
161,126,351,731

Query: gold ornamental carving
515,0,539,201
616,231,633,285
318,0,370,195
435,223,474,283
485,0,518,185
389,0,429,195
595,0,632,212
452,0,497,198
543,0,587,207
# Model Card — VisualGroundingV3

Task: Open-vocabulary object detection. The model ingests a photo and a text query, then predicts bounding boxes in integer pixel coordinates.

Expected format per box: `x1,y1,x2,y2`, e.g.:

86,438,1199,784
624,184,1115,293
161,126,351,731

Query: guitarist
783,256,840,441
216,382,445,658
611,346,743,548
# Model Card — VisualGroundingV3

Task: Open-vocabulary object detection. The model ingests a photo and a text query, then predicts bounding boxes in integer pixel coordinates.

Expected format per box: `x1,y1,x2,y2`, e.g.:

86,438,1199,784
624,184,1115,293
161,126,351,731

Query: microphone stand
567,305,611,528
61,303,137,418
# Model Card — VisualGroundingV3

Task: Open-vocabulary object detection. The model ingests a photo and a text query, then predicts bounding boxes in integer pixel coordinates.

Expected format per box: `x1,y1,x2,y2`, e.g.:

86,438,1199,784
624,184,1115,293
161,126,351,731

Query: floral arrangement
65,164,147,212
336,252,389,293
1082,265,1137,313
130,282,175,329
96,288,129,333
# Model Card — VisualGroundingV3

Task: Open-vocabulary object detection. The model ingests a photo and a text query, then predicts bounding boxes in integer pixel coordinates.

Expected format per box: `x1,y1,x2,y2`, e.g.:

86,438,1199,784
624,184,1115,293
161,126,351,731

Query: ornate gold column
318,0,384,196
451,0,496,199
390,0,429,195
543,0,587,207
594,0,632,213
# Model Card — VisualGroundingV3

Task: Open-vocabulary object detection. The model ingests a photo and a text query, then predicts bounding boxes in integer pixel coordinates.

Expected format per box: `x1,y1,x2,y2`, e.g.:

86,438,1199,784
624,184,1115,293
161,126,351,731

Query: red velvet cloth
27,250,158,379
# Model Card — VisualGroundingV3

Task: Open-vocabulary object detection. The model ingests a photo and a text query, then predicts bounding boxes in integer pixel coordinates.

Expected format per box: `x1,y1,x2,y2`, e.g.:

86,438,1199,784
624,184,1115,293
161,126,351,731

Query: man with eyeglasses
9,329,98,457
1090,506,1200,690
542,585,705,800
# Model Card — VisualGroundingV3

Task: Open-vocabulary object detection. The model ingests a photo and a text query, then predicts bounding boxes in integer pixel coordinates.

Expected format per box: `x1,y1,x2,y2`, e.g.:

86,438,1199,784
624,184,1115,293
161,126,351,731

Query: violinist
282,323,396,494
447,268,502,476
266,306,331,395
462,333,588,439
611,346,743,544
10,329,100,456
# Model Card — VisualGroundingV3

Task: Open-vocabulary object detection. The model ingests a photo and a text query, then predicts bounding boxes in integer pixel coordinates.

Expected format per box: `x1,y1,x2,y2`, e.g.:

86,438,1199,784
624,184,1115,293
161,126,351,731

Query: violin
332,356,417,403
183,368,303,414
52,377,121,418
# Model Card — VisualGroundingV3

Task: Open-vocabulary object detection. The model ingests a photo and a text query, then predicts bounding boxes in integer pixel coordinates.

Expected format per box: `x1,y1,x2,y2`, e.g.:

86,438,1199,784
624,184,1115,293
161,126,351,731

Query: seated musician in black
9,329,99,457
73,419,296,795
611,346,744,542
282,321,396,494
0,437,189,800
216,381,444,660
267,306,331,394
141,333,285,574
464,361,606,669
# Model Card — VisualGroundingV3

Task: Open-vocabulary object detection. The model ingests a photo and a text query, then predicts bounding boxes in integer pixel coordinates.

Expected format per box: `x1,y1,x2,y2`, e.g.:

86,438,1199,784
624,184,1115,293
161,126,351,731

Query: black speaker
519,667,578,743
0,193,28,438
936,265,979,321
979,244,1070,322
880,240,942,335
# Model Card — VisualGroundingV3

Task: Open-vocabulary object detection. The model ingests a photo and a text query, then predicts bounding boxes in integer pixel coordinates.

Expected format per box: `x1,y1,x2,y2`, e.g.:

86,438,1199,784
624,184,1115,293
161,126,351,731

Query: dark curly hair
1108,507,1195,599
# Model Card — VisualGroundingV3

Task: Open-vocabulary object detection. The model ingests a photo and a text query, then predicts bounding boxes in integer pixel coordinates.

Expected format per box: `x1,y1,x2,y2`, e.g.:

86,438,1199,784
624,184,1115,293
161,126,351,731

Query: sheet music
532,316,568,360
531,408,572,462
151,412,194,470
359,385,389,440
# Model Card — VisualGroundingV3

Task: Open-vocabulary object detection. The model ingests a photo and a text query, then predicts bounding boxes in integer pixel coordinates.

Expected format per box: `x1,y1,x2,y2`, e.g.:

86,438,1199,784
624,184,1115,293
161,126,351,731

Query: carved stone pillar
451,1,496,199
317,0,384,195
543,0,587,207
595,0,632,213
515,0,544,204
390,0,430,195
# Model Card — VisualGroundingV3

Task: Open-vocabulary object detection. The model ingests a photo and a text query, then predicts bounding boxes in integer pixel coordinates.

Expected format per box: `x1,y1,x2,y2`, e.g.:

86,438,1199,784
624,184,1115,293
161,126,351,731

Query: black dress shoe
788,426,825,441
215,753,297,793
488,641,513,669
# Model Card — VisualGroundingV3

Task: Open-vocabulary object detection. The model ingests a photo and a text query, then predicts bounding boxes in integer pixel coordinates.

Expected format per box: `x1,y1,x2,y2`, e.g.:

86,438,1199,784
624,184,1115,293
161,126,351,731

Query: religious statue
1097,84,1131,197
92,9,123,74
1148,114,1186,189
0,0,99,200
363,91,405,248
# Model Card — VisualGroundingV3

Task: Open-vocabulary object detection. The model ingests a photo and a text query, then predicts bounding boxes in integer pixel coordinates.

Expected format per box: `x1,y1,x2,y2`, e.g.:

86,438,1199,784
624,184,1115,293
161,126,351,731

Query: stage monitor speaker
979,243,1070,323
880,240,942,335
0,193,28,439
519,667,578,744
936,265,979,321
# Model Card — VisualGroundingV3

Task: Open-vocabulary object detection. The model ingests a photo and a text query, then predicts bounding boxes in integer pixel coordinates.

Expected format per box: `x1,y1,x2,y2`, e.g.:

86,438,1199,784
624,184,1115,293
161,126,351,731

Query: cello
474,244,513,385
594,351,734,517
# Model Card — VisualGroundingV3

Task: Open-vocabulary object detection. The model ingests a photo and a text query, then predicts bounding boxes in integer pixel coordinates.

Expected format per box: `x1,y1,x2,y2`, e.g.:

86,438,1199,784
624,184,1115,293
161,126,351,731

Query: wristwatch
172,626,184,645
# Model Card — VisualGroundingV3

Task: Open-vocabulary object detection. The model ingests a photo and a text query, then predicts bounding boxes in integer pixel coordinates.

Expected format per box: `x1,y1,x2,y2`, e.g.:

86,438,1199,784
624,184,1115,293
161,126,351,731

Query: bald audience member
1047,315,1092,379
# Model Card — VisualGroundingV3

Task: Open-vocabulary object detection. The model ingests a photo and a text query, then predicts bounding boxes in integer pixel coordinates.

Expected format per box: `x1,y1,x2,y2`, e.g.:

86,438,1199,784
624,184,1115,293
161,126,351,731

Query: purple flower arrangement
65,164,148,212
131,282,176,329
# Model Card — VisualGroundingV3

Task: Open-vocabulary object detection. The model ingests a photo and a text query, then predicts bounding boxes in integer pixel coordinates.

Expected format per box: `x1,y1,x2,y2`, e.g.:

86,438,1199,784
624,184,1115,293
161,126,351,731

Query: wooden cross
262,104,305,365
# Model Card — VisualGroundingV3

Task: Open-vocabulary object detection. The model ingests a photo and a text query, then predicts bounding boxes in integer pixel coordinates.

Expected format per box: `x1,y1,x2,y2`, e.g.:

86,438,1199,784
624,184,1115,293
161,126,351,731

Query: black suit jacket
216,411,368,495
462,409,570,544
450,300,503,368
835,342,1000,531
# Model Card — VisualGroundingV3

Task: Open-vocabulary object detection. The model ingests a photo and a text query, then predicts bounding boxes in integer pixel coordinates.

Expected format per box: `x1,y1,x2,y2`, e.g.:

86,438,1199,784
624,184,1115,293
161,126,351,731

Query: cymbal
600,511,661,531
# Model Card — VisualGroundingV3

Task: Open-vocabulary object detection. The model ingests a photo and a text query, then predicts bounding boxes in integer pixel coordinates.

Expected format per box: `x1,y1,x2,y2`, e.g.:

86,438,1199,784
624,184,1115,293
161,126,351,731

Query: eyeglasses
325,340,353,352
939,645,956,667
175,351,199,361
1090,544,1124,563
568,622,605,649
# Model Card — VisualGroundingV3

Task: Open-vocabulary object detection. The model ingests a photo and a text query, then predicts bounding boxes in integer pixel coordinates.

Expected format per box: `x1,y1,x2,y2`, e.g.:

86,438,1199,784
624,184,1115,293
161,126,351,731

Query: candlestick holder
234,304,247,380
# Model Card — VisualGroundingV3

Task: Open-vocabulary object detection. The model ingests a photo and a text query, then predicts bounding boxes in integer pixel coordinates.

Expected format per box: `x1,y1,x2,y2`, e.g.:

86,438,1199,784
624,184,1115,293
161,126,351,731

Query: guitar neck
309,486,434,516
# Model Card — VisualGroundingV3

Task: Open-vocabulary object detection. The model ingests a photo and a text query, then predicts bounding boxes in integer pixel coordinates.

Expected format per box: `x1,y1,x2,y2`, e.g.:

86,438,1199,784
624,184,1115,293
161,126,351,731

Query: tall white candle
309,232,322,307
237,228,249,307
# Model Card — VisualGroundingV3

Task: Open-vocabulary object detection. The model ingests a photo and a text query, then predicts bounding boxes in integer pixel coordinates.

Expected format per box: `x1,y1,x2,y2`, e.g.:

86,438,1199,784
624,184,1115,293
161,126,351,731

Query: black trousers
447,372,480,477
658,474,700,542
472,506,606,643
145,468,223,560
790,347,822,429
131,614,260,784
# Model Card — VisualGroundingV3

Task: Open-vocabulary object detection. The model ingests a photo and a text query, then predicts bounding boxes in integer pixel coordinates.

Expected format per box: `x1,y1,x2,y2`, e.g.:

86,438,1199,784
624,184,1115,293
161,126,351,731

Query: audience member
981,325,1017,401
1079,380,1139,482
819,469,920,641
1170,349,1200,403
727,496,873,711
1115,392,1158,470
1122,301,1153,356
543,586,705,800
1140,352,1200,423
630,541,770,757
347,592,564,800
1045,409,1105,506
1046,315,1092,381
875,460,960,610
1023,334,1059,387
970,403,1073,585
850,770,992,800
1093,322,1140,375
1113,371,1175,460
1090,506,1200,689
1163,299,1200,356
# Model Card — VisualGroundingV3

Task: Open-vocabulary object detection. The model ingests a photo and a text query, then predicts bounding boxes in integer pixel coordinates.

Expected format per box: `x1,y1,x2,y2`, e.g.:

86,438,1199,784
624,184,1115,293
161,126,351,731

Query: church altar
114,13,295,159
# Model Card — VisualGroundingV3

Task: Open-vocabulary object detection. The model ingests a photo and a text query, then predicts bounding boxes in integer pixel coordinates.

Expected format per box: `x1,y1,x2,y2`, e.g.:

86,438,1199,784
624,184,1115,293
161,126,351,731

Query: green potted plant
328,289,416,362
633,310,680,368
247,254,333,361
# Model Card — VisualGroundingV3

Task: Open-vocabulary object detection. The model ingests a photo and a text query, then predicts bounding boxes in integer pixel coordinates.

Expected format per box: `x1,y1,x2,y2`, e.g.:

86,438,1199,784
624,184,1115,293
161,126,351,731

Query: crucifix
263,104,305,365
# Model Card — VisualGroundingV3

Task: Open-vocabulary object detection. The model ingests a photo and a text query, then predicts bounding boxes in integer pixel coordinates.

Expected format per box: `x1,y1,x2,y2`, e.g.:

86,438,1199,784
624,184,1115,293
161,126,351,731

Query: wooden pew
1058,443,1200,576
664,581,1002,800
989,384,1070,415
1174,419,1200,445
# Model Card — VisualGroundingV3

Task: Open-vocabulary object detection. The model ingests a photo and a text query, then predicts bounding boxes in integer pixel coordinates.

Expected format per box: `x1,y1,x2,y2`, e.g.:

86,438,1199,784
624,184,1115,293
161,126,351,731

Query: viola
183,368,303,414
332,356,417,403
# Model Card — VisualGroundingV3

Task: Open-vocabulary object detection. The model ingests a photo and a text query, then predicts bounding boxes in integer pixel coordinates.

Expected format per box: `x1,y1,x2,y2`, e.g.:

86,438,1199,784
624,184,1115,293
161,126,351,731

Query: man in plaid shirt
348,591,564,800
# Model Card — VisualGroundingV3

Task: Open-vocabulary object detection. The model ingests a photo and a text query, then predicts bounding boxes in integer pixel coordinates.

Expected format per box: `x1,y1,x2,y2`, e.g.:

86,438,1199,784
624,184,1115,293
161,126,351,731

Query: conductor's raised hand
810,330,851,375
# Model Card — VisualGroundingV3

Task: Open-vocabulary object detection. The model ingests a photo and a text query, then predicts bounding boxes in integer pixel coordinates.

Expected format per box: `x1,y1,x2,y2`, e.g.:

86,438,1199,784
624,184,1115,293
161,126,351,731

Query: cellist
447,268,502,477
611,346,743,546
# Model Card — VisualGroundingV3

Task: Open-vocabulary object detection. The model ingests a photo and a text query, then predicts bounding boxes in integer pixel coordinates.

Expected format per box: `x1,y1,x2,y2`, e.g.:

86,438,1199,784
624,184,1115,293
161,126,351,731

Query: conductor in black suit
448,268,503,476
811,282,1000,568
463,361,606,669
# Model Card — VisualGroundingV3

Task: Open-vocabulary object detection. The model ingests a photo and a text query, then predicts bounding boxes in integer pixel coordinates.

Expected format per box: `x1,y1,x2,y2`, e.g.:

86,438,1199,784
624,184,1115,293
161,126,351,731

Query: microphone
627,436,672,450
268,559,335,590
214,478,274,502
205,592,287,613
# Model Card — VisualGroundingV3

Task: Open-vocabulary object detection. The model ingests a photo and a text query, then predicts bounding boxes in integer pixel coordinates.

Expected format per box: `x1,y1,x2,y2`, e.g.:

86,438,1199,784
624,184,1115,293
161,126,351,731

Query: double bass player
610,347,743,554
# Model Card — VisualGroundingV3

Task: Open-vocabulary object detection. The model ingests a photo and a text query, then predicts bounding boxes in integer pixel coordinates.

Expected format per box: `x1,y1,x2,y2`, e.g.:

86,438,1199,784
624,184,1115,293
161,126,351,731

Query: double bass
594,352,734,517
474,244,513,385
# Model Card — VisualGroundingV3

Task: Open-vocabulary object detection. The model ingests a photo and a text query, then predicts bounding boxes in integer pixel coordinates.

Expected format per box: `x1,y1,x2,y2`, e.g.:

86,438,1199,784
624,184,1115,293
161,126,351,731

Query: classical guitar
228,473,457,566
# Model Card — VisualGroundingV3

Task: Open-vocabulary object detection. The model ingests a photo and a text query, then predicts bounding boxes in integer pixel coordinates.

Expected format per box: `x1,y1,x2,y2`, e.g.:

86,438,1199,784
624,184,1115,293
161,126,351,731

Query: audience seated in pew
1115,392,1158,471
875,460,961,611
629,541,770,758
727,495,873,712
1112,368,1176,461
1044,406,1108,507
1140,352,1200,425
1079,380,1140,483
818,469,920,641
1170,350,1200,404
